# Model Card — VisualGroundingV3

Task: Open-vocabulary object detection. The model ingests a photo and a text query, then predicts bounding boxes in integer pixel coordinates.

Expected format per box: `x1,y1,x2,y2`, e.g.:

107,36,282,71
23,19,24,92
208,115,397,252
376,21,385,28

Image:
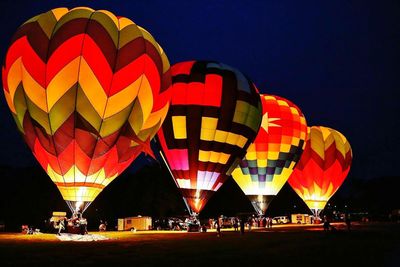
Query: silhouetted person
240,218,245,235
99,220,106,231
248,217,253,231
267,217,272,228
233,218,239,231
57,219,65,236
79,217,88,235
42,219,48,233
215,218,221,237
345,214,351,231
323,216,330,232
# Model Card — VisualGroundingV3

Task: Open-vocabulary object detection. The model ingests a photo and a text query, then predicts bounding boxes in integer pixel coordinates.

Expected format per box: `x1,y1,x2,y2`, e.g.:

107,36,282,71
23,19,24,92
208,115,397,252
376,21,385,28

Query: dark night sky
0,0,399,183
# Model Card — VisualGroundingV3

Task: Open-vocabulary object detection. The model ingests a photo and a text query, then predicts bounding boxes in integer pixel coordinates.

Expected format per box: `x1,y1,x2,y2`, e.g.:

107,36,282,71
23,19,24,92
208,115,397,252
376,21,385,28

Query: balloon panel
157,61,262,213
2,7,171,203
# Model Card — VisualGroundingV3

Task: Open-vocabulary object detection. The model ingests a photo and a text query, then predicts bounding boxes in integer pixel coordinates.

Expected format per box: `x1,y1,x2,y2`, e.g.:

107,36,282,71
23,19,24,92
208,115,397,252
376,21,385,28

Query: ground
0,223,399,266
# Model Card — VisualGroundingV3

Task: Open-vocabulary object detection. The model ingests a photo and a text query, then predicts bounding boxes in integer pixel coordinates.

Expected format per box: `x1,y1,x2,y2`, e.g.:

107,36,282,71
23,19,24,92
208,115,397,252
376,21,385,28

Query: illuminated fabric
157,61,262,214
288,126,352,214
2,7,171,211
232,95,307,215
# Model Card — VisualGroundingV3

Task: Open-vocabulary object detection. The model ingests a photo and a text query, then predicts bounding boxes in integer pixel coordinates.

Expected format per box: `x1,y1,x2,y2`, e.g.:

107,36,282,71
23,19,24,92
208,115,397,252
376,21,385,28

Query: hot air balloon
232,95,308,215
156,61,262,215
288,126,352,217
2,7,171,213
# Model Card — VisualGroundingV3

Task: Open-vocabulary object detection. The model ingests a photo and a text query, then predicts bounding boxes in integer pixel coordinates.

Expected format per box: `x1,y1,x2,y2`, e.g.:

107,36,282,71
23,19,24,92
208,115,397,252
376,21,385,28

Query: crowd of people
208,216,274,230
205,216,276,237
26,212,354,236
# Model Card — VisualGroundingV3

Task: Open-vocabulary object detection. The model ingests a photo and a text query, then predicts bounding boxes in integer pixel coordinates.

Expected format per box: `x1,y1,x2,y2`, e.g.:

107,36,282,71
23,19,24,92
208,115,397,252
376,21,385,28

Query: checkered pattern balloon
157,61,262,214
232,95,307,214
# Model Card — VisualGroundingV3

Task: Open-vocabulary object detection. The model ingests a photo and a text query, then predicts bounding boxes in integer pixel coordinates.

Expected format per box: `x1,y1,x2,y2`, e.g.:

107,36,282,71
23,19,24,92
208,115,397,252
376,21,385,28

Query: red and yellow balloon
232,95,308,215
2,7,171,213
288,126,352,216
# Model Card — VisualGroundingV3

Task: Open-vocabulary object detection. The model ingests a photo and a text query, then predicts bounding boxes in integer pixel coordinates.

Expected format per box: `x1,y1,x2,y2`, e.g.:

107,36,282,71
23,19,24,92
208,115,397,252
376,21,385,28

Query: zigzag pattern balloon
2,7,171,212
288,126,352,215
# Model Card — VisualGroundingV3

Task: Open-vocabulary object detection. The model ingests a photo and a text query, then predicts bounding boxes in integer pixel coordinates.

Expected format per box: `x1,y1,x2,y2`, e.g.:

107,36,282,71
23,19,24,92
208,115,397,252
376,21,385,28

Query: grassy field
0,223,399,266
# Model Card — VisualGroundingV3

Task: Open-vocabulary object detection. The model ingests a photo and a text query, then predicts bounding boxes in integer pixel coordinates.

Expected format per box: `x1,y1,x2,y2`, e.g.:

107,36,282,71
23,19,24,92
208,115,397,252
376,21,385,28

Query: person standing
345,214,351,231
215,218,221,237
99,220,106,231
240,217,245,235
218,217,223,229
323,215,330,231
248,217,252,232
233,218,239,231
262,217,268,228
80,217,88,235
57,218,65,236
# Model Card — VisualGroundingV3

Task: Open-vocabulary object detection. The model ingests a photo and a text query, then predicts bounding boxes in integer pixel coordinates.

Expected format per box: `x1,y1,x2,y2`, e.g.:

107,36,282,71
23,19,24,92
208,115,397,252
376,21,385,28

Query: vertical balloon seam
327,128,344,204
207,62,224,197
43,8,95,203
177,67,189,210
165,65,181,198
204,62,224,210
88,11,126,191
321,127,331,198
236,79,258,194
199,62,210,208
19,9,72,200
14,15,50,181
9,14,44,181
71,10,97,203
11,17,49,184
190,62,203,212
206,62,230,209
192,63,203,212
35,10,72,188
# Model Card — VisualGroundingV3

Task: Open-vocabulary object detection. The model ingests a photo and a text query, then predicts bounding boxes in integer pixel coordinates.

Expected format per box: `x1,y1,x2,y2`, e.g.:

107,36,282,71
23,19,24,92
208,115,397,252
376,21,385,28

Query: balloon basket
313,218,322,224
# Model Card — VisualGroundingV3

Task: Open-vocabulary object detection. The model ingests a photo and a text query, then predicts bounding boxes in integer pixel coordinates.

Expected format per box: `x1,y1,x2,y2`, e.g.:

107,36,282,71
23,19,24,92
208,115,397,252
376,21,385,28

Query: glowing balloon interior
157,60,262,215
288,126,352,217
232,95,308,215
2,7,171,213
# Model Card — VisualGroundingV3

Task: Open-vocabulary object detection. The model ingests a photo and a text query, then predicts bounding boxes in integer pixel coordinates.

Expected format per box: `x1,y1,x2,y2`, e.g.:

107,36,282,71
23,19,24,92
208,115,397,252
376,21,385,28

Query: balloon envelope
288,126,352,216
157,61,262,214
2,7,171,212
232,95,308,215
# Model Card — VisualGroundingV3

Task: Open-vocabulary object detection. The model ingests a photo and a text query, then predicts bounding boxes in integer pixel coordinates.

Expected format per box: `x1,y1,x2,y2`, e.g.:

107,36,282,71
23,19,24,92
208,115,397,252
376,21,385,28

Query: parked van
272,216,290,224
118,216,152,231
291,214,312,224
